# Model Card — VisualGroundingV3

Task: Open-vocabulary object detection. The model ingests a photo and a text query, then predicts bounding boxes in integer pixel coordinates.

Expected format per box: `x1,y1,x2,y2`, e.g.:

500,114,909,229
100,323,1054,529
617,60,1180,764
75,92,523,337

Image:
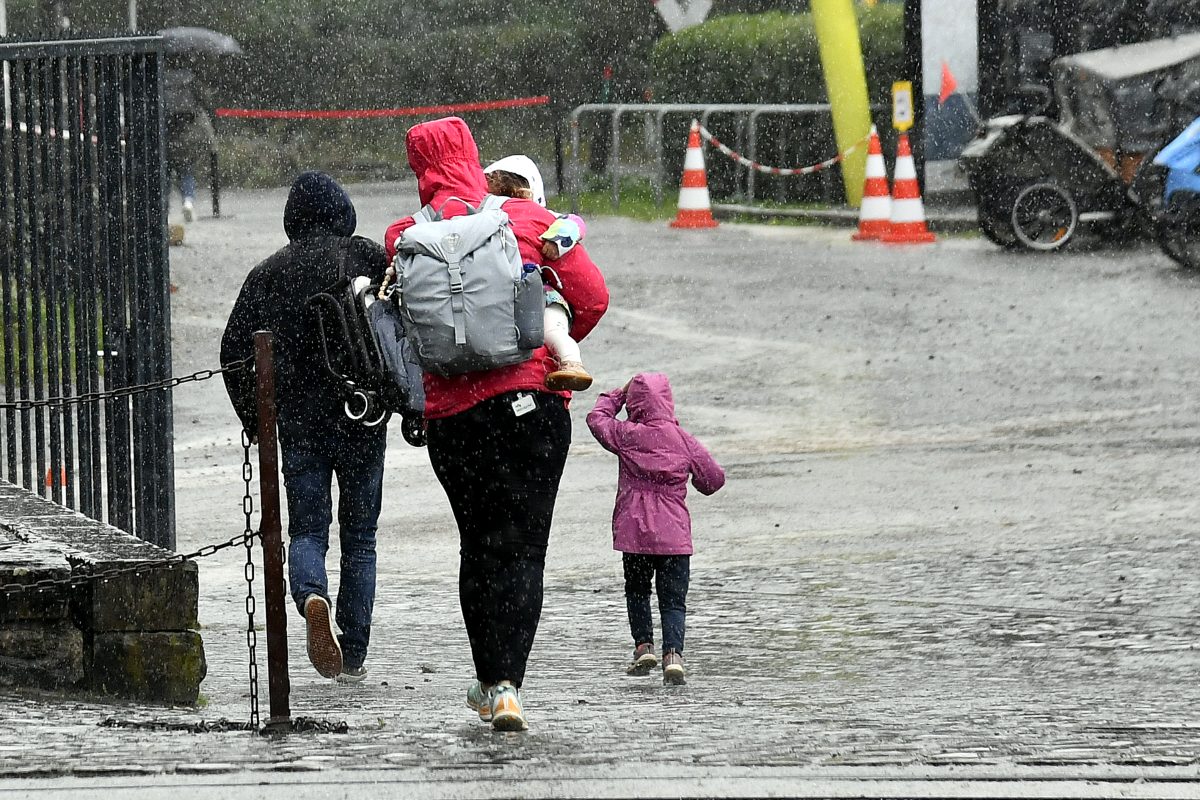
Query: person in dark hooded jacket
221,171,388,684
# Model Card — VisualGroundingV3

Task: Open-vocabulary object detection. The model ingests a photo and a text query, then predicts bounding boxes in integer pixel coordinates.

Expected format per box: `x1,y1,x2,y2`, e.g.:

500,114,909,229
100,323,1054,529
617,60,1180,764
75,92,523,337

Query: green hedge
648,7,903,202
652,6,904,105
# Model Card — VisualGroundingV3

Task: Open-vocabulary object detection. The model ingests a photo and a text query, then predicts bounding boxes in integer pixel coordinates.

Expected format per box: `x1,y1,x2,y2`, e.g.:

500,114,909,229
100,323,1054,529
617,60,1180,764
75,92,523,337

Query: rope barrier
697,123,869,176
216,94,550,120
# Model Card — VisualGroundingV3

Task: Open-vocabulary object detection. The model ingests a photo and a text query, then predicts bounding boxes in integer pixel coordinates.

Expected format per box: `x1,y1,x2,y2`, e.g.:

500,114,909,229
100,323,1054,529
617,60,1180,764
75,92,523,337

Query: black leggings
428,391,571,687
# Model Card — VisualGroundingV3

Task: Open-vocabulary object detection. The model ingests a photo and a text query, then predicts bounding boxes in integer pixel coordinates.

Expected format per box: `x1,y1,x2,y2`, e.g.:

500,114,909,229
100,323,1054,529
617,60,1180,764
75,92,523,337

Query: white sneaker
182,198,195,222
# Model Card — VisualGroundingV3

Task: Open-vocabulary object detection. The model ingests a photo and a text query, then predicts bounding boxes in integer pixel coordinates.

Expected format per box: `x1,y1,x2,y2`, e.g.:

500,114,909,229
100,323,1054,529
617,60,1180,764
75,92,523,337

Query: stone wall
0,481,205,705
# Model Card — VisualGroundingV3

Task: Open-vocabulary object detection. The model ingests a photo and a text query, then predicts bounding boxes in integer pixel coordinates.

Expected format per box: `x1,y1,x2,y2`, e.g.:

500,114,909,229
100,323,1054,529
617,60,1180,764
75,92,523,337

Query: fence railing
0,36,175,547
566,102,839,211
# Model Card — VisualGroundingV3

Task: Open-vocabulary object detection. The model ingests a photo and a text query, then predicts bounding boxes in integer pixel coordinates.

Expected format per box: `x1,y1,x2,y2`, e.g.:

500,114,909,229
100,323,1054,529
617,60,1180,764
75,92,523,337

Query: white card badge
511,394,536,417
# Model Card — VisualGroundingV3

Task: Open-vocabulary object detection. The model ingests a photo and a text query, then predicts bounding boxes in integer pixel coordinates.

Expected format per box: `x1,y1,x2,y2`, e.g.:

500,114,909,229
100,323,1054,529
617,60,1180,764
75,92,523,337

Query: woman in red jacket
386,117,608,731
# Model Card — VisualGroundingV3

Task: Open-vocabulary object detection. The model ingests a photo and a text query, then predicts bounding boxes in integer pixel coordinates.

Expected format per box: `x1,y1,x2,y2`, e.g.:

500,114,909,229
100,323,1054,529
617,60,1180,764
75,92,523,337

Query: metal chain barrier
0,354,265,729
698,124,869,176
0,356,254,412
0,529,259,597
242,429,261,730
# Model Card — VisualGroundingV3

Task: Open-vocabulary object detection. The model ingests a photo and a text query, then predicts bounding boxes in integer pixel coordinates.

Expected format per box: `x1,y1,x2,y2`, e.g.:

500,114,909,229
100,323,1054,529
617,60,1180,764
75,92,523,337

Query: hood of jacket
626,372,676,424
406,116,489,207
283,170,357,240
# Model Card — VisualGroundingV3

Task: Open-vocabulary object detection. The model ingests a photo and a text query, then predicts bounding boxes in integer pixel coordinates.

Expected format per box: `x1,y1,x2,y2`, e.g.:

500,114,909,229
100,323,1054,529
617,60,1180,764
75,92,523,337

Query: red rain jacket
384,117,608,419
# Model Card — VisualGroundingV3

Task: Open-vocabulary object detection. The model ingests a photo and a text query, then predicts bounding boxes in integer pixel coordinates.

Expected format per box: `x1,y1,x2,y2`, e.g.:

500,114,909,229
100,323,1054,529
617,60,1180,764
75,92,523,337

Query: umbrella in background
158,26,243,57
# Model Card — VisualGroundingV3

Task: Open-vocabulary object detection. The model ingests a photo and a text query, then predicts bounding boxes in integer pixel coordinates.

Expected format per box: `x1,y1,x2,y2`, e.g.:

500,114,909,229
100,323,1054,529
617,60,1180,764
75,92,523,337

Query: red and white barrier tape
216,94,549,120
697,124,868,176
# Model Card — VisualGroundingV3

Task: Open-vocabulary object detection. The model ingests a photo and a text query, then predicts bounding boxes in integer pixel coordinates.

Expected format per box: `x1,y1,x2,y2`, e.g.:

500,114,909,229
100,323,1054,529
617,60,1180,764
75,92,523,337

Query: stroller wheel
1011,182,1079,251
363,405,390,428
344,391,371,421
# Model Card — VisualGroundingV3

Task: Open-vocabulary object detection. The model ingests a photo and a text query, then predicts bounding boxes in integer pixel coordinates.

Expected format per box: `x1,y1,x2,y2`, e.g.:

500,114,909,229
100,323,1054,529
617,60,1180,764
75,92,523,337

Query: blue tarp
1156,116,1200,197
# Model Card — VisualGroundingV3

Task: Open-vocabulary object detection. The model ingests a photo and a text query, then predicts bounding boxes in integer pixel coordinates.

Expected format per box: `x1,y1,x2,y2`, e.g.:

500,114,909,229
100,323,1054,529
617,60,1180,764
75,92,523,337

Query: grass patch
551,176,677,222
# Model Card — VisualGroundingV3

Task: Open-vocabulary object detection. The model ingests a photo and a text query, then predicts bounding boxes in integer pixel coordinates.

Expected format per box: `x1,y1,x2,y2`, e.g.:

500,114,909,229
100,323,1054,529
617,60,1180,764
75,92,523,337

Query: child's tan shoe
545,361,593,392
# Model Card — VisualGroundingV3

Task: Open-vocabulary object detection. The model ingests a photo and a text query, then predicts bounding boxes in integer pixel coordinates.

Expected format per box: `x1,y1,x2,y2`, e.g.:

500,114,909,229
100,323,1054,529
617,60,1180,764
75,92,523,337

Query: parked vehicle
959,32,1200,252
1145,116,1200,268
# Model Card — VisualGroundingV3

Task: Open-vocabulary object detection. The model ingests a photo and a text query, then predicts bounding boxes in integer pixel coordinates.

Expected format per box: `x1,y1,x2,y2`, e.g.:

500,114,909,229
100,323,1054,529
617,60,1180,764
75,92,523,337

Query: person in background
164,66,216,222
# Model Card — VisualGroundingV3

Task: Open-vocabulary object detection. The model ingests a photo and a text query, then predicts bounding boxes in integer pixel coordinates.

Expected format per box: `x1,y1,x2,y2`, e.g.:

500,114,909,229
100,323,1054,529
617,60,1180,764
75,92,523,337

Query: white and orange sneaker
489,681,528,732
466,681,493,722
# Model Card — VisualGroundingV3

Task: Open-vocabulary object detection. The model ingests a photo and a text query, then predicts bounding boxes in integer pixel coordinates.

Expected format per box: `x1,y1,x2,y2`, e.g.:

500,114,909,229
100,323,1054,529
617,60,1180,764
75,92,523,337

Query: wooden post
253,330,291,728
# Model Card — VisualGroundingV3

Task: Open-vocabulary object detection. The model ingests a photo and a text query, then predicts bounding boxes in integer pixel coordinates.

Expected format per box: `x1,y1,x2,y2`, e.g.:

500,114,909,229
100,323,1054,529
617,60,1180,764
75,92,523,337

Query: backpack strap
479,194,509,212
336,237,351,280
413,204,440,224
439,196,479,215
441,233,468,346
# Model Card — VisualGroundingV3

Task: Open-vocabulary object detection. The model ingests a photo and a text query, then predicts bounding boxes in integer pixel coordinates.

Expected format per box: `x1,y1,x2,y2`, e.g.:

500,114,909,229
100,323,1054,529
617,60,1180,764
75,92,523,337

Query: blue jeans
281,424,386,670
623,553,690,654
180,173,196,203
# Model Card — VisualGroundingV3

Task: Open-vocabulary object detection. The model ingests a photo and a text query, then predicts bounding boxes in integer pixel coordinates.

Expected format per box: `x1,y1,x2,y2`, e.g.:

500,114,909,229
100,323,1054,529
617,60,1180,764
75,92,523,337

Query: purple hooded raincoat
586,373,726,555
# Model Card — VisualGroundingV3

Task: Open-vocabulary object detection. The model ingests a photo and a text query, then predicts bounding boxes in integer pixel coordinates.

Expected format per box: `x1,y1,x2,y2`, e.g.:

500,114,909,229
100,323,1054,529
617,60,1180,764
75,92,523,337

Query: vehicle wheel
1011,182,1079,251
1159,199,1200,270
978,202,1020,249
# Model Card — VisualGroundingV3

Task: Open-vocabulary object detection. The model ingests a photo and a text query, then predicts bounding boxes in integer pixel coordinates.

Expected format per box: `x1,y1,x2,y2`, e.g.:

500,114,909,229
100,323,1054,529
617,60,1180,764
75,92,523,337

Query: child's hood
405,116,488,207
626,372,676,424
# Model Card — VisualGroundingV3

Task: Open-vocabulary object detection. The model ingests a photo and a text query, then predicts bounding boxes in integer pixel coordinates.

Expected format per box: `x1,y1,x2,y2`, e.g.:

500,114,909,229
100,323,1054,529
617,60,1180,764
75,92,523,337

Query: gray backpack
393,195,545,377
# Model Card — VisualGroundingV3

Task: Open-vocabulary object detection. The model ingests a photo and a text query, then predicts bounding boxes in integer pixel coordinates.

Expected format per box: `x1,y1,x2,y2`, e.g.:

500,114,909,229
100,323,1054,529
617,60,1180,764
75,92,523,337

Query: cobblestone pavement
3,183,1200,791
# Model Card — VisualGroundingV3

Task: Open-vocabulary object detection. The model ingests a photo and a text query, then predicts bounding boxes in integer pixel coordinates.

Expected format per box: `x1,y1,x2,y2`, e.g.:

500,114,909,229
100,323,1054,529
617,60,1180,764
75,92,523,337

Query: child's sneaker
545,360,593,392
626,642,658,676
662,650,686,685
303,595,343,679
489,681,528,732
466,681,493,722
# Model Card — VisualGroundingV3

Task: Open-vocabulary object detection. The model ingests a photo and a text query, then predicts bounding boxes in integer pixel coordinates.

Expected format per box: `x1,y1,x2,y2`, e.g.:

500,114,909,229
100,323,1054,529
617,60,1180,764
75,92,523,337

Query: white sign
653,0,712,33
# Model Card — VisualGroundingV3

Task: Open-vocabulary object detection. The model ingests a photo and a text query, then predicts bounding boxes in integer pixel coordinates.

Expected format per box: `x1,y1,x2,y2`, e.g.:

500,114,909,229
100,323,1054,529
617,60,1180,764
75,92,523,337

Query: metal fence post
253,330,292,729
210,148,221,218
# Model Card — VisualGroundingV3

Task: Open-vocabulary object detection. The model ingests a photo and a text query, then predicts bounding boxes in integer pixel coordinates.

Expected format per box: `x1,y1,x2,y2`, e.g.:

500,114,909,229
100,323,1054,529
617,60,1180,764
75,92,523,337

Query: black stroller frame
308,276,400,428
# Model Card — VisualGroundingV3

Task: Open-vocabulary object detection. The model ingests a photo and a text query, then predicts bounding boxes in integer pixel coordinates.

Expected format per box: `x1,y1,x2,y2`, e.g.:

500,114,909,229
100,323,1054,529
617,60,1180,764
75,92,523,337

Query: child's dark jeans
622,553,690,654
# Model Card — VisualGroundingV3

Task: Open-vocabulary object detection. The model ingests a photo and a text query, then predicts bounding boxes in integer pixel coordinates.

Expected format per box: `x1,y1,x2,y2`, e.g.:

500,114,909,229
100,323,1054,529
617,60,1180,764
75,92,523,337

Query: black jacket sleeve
220,267,265,435
350,235,388,283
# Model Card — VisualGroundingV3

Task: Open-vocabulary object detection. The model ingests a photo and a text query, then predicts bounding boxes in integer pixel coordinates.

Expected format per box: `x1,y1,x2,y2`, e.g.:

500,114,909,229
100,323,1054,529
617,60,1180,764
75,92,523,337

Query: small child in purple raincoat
586,372,726,684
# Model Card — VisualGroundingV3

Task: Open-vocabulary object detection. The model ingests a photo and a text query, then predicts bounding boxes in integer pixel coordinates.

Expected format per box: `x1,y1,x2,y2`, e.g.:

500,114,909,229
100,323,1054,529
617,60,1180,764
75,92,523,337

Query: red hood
405,116,488,207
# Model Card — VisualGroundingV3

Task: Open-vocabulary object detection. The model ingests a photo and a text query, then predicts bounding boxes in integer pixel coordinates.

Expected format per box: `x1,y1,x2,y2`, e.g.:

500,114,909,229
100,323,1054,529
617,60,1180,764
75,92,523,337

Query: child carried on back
483,155,593,392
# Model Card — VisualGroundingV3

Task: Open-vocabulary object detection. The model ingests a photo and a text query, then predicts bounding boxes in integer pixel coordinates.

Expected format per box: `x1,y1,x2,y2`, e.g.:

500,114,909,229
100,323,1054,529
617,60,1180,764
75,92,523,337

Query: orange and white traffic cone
670,119,718,229
852,125,891,241
882,132,936,244
44,466,66,488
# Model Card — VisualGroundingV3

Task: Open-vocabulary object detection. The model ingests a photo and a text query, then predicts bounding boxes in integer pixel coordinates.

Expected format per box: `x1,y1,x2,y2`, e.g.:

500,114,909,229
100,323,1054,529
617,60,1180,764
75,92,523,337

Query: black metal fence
0,37,175,548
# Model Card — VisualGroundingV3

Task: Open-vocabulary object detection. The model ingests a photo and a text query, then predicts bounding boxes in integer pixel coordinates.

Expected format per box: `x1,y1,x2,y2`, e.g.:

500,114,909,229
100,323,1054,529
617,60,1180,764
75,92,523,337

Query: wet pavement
3,182,1200,795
